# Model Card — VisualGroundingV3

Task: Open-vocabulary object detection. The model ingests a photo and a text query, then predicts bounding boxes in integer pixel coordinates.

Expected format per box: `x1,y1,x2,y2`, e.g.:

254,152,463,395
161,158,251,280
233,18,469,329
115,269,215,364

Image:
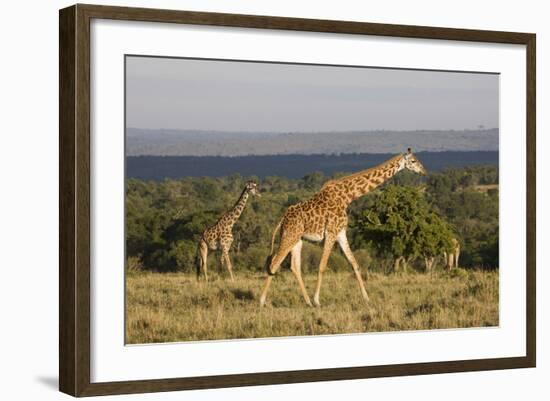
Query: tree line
126,165,498,274
126,151,498,180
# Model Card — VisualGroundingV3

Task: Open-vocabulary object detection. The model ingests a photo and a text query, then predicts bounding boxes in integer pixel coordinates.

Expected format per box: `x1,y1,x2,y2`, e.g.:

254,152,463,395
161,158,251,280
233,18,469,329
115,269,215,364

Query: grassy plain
126,268,498,344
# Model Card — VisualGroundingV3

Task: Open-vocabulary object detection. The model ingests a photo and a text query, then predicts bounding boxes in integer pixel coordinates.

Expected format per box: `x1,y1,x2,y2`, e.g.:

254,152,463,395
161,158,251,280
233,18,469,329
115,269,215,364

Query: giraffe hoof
313,297,321,307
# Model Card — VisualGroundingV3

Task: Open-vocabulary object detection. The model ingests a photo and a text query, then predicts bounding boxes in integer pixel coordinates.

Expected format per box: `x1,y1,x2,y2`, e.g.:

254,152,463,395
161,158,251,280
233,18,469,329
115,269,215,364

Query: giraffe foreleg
219,237,235,281
222,251,235,281
290,240,312,307
313,234,336,307
198,239,209,282
337,230,369,303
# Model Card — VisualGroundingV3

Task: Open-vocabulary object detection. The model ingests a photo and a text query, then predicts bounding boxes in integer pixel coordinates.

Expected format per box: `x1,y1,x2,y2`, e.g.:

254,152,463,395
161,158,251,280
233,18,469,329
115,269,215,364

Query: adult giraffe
259,149,427,307
197,181,260,281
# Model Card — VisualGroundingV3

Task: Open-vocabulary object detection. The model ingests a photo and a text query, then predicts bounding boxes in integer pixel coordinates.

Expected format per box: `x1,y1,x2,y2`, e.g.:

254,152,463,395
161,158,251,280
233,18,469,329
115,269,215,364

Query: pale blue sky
126,56,499,132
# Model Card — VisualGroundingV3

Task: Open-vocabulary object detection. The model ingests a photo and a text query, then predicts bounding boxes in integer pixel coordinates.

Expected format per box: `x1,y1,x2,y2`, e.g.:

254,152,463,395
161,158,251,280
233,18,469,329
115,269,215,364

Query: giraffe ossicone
259,149,427,307
196,181,261,281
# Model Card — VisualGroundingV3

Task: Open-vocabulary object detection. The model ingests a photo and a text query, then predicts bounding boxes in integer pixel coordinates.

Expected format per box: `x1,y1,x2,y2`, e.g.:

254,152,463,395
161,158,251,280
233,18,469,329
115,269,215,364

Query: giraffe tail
270,220,282,255
265,219,282,275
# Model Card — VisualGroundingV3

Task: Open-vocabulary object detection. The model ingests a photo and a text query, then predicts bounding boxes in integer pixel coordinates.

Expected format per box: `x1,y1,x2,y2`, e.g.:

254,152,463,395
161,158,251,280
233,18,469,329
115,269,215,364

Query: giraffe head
245,181,261,197
401,148,427,175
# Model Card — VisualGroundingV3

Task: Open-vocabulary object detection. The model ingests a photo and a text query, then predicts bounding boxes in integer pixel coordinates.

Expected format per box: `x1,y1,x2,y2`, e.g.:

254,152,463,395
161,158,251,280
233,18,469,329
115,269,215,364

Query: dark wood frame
59,3,536,397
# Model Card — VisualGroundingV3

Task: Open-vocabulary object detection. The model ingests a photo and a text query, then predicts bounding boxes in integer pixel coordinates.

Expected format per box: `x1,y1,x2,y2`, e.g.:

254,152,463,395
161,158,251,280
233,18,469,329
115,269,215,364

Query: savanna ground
126,268,498,344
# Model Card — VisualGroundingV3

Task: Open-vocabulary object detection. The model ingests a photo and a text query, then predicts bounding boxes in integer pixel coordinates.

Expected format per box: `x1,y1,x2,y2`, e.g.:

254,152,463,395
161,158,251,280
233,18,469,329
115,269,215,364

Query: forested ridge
127,151,498,180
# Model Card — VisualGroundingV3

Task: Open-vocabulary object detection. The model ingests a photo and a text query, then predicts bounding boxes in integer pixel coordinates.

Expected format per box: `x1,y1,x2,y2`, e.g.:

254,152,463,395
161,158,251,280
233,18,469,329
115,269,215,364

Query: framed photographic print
59,4,536,397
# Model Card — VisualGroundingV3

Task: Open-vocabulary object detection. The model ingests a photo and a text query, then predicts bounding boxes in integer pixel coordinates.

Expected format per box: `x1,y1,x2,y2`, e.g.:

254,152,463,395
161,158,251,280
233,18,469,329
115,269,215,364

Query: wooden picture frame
59,3,536,397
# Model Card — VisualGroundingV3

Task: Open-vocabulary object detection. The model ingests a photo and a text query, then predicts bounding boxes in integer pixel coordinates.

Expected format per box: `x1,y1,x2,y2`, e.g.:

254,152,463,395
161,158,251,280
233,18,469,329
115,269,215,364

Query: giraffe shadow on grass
230,288,255,301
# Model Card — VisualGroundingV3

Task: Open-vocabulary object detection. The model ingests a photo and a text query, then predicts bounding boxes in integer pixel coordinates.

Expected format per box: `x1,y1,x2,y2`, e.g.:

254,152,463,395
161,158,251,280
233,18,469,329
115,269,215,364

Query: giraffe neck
332,154,405,204
226,189,250,225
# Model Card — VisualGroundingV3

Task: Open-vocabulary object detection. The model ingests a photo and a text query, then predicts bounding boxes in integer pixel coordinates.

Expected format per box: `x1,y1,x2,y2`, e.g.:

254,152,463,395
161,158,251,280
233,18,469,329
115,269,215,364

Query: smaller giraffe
443,237,461,270
196,181,261,281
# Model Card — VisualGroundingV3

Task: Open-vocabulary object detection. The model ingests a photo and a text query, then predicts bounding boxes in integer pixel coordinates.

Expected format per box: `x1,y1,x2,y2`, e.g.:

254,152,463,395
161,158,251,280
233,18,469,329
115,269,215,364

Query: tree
301,171,326,190
416,212,455,271
355,185,454,272
141,210,219,272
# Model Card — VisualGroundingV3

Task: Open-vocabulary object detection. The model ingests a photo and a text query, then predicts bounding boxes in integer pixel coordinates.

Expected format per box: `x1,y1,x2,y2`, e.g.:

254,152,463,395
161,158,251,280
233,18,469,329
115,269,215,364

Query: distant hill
126,128,499,157
126,151,498,181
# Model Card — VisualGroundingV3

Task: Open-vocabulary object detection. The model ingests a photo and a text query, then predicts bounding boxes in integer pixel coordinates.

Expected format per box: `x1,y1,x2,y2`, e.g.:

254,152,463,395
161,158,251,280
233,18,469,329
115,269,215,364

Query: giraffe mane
321,152,404,189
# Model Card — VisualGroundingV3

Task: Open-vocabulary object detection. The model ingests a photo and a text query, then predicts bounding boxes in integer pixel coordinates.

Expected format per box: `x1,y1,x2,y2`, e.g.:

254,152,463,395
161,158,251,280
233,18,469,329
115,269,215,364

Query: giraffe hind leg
259,233,299,307
290,240,312,307
313,234,336,307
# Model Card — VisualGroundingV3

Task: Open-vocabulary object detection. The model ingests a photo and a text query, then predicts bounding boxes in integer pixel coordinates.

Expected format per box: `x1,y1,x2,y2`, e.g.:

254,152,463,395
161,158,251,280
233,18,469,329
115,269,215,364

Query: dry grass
126,268,498,344
473,184,499,193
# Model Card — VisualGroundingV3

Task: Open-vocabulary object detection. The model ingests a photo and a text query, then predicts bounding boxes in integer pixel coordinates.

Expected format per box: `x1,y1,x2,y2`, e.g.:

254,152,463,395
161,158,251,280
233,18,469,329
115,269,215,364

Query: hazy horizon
126,56,499,133
126,126,499,134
